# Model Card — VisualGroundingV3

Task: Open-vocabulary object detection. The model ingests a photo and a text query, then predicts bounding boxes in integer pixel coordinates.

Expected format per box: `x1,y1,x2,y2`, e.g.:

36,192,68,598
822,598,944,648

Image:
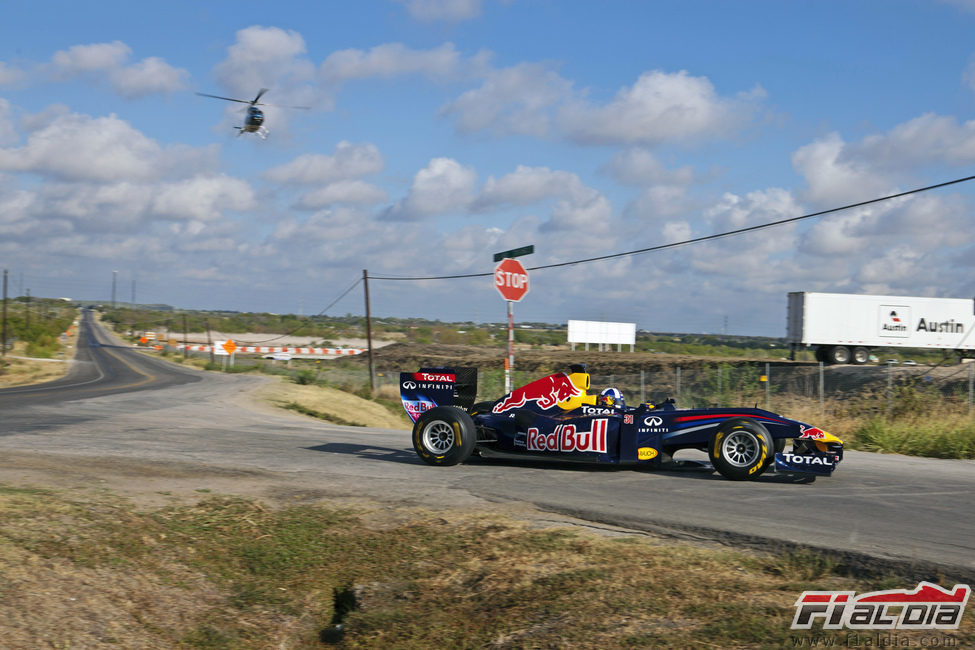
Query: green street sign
493,245,534,262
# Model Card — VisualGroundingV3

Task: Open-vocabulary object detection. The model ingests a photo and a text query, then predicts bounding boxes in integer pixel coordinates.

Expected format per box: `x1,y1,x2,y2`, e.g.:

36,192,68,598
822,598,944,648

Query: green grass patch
850,416,975,458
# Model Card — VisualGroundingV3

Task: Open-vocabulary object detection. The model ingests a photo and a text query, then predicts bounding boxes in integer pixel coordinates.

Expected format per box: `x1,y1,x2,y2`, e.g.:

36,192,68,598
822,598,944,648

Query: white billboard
567,320,635,351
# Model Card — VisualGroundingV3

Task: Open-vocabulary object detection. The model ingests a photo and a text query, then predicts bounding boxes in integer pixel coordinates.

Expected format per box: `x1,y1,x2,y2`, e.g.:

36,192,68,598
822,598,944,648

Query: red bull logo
493,373,582,413
799,426,828,440
526,420,608,453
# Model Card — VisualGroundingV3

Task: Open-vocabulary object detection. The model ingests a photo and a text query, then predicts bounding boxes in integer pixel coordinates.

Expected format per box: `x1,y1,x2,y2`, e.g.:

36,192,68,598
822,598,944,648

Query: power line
368,173,975,281
243,276,363,344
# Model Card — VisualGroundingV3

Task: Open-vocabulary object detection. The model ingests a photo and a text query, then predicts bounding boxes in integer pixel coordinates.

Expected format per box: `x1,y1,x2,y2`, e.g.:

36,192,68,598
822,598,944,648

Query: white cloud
381,157,477,220
321,42,478,84
604,148,694,186
49,41,187,96
0,62,25,85
294,180,388,209
214,26,316,94
0,112,165,182
791,132,891,206
109,56,189,98
439,62,572,136
396,0,484,22
474,165,587,209
0,99,18,146
624,185,691,220
51,41,131,75
0,112,216,182
559,70,763,146
150,175,256,222
849,113,975,168
263,142,384,185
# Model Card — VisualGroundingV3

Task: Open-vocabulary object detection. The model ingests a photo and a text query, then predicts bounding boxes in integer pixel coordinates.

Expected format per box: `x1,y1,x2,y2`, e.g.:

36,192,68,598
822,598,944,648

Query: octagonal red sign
494,258,529,302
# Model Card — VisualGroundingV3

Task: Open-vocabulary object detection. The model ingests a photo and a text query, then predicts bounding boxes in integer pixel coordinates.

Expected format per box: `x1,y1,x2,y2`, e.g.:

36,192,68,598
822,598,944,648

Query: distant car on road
902,360,918,366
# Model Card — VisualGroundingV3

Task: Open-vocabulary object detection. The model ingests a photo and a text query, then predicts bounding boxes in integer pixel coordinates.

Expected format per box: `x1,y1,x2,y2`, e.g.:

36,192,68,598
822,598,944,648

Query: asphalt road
2,313,974,581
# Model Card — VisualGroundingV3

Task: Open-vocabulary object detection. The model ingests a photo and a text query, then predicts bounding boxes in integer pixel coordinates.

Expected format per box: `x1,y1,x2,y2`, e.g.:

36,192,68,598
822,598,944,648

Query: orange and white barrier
177,345,365,356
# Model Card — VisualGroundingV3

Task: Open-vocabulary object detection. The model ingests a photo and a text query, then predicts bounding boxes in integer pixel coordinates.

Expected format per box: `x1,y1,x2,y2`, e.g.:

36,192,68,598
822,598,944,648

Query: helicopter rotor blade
252,88,269,104
196,92,252,104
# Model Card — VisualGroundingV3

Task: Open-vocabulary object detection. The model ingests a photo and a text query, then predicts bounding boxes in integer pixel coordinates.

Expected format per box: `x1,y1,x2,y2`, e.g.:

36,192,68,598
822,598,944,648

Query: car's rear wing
399,367,478,422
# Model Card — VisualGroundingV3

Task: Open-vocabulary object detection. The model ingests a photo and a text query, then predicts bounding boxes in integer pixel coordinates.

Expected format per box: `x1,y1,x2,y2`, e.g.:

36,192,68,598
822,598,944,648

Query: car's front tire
412,406,476,466
709,419,773,481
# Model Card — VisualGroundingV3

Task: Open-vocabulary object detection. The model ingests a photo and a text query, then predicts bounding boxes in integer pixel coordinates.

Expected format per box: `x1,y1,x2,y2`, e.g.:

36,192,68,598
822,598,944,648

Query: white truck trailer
787,292,975,364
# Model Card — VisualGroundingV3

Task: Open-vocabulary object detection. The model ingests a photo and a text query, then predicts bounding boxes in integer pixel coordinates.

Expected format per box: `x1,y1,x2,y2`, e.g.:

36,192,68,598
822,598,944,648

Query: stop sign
494,258,529,302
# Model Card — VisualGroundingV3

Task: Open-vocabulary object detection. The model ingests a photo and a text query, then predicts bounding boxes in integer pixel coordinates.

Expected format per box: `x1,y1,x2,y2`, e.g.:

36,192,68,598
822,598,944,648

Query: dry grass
256,379,412,430
1,485,972,649
0,327,78,388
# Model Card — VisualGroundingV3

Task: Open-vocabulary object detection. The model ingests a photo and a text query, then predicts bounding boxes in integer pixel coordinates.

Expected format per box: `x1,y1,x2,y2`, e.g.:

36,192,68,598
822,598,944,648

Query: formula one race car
400,365,843,481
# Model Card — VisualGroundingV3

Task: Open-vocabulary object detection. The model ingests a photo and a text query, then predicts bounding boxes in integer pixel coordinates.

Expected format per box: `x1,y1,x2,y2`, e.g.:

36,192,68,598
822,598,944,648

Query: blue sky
2,0,975,336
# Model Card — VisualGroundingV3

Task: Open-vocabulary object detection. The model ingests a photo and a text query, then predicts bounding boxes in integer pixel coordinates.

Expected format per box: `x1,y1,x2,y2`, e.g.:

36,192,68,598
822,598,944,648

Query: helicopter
195,88,308,139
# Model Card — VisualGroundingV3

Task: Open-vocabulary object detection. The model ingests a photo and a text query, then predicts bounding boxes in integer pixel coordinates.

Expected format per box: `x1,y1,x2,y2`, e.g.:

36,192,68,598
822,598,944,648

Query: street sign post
493,245,534,263
493,253,532,392
494,258,529,302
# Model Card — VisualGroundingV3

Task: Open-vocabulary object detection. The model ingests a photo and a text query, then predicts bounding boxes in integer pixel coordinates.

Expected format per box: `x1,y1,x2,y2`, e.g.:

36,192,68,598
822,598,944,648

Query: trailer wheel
828,346,851,364
709,419,773,481
852,347,870,365
814,346,828,363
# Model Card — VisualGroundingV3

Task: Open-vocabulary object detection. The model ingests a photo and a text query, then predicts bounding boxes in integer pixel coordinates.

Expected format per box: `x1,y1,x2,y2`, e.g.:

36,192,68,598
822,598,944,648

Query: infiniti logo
402,381,417,390
644,416,663,427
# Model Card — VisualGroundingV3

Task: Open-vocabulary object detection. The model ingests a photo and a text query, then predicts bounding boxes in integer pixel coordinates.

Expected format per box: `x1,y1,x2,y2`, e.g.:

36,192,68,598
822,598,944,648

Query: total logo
581,406,615,415
412,372,454,383
780,452,835,468
526,420,607,453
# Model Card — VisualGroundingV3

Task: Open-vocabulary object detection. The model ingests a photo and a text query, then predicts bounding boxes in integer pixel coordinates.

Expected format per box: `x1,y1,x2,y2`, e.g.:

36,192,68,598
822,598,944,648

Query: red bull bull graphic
526,419,608,453
493,373,582,413
798,425,828,440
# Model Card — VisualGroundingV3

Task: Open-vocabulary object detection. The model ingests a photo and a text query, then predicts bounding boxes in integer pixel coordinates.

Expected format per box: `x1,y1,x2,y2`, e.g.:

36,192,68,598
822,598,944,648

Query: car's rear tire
412,406,476,466
709,419,774,481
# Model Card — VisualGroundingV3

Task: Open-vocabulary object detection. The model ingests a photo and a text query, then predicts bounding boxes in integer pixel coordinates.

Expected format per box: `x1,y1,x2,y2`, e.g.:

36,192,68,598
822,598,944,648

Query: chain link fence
177,348,975,416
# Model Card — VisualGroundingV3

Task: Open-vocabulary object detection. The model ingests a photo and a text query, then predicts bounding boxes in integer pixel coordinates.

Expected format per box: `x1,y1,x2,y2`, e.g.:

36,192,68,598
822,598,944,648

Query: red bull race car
399,365,843,481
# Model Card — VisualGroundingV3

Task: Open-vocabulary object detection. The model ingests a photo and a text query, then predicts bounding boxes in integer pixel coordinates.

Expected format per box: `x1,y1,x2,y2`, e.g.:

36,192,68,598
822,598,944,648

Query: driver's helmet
599,387,624,408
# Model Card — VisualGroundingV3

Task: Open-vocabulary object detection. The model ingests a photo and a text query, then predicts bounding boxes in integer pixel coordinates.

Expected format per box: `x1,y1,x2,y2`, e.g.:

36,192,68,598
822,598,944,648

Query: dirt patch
254,379,412,430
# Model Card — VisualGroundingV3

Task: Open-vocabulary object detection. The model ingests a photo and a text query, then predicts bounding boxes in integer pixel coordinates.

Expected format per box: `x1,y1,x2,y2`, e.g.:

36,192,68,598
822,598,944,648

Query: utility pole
112,270,117,309
1,269,7,361
363,269,375,392
205,318,215,364
183,314,188,359
25,289,30,330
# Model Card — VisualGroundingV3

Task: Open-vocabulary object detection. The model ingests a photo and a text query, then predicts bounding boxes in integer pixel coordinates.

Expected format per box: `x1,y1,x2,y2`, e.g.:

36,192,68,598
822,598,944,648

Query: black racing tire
412,406,477,466
828,346,851,364
709,419,774,481
762,436,786,471
852,346,870,365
